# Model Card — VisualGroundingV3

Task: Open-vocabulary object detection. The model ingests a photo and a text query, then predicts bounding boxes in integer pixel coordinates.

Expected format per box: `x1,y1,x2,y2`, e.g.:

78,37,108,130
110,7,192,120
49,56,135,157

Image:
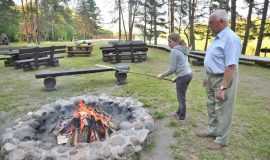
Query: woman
157,33,192,123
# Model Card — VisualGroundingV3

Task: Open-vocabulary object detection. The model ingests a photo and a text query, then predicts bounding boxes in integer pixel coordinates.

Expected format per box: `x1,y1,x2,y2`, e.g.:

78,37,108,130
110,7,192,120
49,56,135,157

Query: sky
13,0,269,32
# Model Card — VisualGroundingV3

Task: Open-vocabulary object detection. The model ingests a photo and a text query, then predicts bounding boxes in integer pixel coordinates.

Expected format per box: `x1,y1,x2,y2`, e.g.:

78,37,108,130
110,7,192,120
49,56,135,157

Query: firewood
108,121,117,132
105,128,110,139
57,135,68,144
93,129,100,141
79,126,90,143
71,128,78,146
54,100,118,144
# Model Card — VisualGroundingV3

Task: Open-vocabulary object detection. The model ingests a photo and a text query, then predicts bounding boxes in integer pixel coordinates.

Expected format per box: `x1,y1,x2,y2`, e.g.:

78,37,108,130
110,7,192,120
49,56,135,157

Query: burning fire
53,100,116,145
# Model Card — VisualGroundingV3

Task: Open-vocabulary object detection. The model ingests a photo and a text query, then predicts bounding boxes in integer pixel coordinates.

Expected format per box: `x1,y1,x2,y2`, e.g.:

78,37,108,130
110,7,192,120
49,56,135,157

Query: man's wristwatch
220,85,227,90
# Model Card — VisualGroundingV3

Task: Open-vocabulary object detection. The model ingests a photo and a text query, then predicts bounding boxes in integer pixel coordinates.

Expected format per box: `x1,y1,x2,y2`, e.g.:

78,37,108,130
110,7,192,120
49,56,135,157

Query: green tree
0,0,19,41
75,0,101,39
39,0,73,41
174,0,188,35
135,0,166,45
148,0,167,45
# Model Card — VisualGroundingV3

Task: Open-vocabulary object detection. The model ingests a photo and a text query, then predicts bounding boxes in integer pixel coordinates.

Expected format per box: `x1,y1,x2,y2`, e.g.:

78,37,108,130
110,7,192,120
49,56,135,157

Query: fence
92,34,135,40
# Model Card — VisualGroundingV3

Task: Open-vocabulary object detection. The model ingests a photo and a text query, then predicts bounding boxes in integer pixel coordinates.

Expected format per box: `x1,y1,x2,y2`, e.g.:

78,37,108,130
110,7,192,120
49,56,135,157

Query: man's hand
215,89,225,101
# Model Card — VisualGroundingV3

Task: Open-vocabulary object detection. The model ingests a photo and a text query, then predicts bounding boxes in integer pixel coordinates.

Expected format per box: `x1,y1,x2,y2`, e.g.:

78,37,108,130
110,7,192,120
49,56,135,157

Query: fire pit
0,94,154,159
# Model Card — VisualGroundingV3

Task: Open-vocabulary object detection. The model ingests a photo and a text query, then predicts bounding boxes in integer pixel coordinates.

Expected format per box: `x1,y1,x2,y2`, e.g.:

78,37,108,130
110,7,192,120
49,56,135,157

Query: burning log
71,118,80,145
53,100,117,145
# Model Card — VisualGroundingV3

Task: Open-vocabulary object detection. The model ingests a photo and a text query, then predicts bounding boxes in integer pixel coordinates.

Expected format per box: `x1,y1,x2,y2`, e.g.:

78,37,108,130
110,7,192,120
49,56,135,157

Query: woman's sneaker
172,112,186,124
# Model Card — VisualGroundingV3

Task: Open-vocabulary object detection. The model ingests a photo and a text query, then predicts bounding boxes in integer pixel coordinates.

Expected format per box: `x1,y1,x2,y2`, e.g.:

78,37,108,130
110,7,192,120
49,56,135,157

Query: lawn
0,41,269,159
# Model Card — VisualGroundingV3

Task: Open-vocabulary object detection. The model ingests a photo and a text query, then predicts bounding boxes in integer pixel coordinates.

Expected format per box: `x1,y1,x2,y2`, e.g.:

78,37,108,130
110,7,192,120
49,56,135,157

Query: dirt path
140,117,174,160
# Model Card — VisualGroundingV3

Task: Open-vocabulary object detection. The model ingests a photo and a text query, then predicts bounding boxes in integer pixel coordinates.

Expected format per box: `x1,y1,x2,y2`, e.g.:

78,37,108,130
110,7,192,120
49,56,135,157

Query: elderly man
196,9,241,150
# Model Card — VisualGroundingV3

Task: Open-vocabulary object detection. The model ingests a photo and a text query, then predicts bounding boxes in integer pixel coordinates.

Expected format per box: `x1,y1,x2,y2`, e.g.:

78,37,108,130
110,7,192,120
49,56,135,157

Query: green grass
145,141,156,151
0,41,270,159
154,111,166,119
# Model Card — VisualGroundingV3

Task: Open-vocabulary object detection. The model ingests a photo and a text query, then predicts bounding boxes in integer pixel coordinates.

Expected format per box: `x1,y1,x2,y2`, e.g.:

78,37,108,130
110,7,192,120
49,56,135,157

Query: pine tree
76,0,101,39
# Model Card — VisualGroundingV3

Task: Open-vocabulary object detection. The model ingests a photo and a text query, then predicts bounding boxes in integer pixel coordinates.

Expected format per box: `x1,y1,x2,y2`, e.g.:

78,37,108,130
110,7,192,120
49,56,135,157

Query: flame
73,100,110,135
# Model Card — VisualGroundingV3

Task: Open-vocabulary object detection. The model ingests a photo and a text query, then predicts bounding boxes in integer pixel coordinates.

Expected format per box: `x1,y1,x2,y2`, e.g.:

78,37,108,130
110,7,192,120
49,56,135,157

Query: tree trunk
231,0,236,31
242,0,253,55
225,0,229,11
51,21,54,41
35,0,40,44
121,8,128,41
154,5,157,45
177,0,183,35
178,16,182,35
255,0,269,56
128,0,133,40
184,23,190,47
26,0,29,11
21,0,29,42
189,0,196,50
143,0,146,43
119,0,121,41
150,16,153,44
168,0,174,33
204,26,210,51
128,0,138,41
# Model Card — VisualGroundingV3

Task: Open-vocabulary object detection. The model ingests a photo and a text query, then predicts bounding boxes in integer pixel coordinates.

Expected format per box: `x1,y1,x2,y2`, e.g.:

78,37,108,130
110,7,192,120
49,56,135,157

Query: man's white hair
210,9,229,23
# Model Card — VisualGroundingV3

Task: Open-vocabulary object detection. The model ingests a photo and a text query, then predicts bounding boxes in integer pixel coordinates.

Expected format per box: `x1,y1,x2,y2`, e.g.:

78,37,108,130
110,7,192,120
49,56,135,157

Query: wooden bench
188,52,205,60
148,45,270,67
67,45,93,57
100,42,148,63
15,46,65,71
0,46,29,66
35,67,128,91
260,48,270,57
189,50,270,66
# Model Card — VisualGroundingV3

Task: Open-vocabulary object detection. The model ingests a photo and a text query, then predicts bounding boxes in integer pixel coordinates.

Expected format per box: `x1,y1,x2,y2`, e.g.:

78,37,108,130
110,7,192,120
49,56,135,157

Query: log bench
67,45,93,57
189,50,270,66
0,46,29,66
15,46,66,71
35,67,128,91
100,42,148,63
187,51,205,66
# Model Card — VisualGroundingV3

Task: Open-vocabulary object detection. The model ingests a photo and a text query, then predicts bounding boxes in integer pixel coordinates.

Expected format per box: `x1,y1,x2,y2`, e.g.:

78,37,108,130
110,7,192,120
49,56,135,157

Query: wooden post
50,46,55,66
114,44,120,63
34,47,39,69
130,43,134,62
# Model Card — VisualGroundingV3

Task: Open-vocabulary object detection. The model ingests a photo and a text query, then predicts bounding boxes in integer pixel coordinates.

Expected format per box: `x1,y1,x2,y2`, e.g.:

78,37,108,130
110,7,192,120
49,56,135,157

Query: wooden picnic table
100,42,148,63
67,45,93,57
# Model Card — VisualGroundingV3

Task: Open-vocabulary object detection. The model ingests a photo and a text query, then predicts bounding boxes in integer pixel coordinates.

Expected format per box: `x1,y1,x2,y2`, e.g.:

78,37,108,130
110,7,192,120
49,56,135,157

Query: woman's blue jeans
175,73,192,120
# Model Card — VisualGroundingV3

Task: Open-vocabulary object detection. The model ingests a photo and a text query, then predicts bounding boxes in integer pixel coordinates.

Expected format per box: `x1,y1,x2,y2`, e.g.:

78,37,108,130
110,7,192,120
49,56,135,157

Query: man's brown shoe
196,131,213,138
207,142,225,150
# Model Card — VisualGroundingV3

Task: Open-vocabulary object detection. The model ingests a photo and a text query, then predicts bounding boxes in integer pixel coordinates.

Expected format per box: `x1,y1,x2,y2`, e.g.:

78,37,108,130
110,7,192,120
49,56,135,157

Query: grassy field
0,42,269,159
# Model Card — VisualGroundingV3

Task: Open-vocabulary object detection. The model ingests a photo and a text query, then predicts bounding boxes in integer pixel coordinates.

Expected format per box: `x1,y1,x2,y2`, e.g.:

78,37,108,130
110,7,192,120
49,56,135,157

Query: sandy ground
140,117,174,160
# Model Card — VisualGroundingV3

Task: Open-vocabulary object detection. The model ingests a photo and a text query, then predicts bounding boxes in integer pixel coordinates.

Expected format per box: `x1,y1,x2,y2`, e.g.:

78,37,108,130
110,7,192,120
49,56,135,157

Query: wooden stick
96,64,174,82
95,64,114,69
